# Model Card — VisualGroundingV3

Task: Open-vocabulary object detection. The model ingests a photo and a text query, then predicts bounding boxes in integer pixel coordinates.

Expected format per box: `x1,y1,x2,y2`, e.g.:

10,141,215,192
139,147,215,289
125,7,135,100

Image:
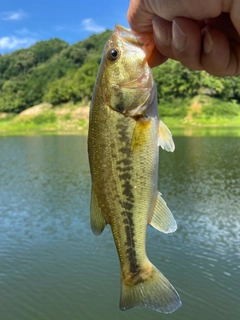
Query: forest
0,29,240,119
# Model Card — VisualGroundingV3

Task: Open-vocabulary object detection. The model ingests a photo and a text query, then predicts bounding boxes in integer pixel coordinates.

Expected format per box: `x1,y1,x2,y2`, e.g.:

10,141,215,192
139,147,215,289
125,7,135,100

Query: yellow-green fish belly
88,101,159,284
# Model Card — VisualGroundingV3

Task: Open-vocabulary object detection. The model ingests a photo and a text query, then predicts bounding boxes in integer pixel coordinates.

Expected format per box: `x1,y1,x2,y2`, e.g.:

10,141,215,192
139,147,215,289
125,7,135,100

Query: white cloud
1,9,26,21
55,25,65,32
15,28,37,37
81,19,105,33
54,19,105,34
0,36,36,50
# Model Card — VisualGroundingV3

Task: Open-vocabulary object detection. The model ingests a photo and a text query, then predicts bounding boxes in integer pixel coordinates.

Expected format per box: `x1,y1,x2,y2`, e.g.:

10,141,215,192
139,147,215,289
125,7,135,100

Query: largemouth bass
88,24,181,313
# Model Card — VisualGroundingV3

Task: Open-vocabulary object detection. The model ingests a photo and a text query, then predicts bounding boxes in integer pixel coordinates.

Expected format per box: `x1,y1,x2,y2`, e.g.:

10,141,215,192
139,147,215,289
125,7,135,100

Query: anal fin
90,190,107,235
148,191,177,233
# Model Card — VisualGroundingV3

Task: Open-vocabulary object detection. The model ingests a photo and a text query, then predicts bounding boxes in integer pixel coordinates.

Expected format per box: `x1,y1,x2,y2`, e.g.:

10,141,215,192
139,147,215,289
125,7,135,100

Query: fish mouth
109,25,155,117
114,24,155,62
114,24,144,48
114,24,153,89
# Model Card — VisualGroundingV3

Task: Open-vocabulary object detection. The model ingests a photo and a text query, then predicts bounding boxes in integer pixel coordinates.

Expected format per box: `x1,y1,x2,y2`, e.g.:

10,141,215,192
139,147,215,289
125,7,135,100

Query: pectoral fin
148,192,177,233
90,190,107,235
158,120,175,152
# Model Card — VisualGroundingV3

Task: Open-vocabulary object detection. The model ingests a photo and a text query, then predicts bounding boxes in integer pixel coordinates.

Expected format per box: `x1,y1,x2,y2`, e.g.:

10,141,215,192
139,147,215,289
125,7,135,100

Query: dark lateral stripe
119,146,130,154
121,201,134,211
115,119,140,276
116,159,132,166
119,172,132,180
116,165,133,172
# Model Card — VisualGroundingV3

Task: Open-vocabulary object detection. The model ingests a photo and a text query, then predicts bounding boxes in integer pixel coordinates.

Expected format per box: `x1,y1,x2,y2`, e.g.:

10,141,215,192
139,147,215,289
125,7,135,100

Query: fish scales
90,101,158,278
88,24,181,313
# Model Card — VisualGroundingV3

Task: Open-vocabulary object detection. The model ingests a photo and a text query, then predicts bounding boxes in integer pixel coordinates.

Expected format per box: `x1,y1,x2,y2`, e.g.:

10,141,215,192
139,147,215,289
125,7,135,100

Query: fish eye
107,48,119,61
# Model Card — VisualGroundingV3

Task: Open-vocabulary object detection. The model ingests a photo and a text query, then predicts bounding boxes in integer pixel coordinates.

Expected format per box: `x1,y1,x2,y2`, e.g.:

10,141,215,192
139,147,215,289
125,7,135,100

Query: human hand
127,0,240,76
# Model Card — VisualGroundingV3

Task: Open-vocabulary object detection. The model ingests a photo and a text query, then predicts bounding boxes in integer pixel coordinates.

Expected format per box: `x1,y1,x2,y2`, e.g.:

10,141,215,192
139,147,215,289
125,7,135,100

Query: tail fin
120,264,181,313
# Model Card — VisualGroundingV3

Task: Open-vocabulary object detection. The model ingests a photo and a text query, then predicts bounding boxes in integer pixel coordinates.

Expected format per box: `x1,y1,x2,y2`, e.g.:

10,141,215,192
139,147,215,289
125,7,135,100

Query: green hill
0,29,240,127
0,30,112,113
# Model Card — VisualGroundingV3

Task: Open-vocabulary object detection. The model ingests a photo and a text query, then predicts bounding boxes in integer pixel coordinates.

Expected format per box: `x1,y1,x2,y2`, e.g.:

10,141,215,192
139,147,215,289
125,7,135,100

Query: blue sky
0,0,130,53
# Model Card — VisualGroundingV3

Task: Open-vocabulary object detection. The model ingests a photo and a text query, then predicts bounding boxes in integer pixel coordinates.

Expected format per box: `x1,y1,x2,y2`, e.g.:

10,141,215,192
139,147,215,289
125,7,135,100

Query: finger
231,0,240,35
205,13,240,42
127,0,154,32
130,30,167,67
149,17,173,67
128,0,221,29
171,18,203,70
148,46,168,68
152,17,173,59
152,17,203,70
201,27,240,76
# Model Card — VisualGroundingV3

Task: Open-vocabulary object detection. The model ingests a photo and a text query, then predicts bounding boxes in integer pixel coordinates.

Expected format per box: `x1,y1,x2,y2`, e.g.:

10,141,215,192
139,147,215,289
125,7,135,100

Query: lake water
0,133,239,320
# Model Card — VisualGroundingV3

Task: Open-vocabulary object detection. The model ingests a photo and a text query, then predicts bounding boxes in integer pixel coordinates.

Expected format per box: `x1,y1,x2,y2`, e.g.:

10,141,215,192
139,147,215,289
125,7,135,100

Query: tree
44,59,99,105
153,60,200,101
0,28,239,114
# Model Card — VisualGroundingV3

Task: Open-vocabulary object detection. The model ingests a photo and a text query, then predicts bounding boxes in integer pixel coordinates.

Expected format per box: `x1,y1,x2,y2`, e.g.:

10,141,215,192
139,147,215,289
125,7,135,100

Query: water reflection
171,126,240,137
0,135,239,320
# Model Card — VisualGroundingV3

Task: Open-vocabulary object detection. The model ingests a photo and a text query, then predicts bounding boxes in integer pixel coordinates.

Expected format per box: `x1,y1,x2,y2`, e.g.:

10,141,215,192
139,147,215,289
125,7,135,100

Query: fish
87,24,181,313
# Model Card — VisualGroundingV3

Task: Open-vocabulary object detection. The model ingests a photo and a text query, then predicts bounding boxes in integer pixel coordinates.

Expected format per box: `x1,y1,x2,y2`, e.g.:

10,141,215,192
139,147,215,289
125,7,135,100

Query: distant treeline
0,29,240,113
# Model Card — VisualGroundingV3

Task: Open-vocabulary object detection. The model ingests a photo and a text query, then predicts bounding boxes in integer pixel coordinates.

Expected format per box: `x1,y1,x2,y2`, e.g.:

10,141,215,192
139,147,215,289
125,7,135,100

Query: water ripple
0,135,239,320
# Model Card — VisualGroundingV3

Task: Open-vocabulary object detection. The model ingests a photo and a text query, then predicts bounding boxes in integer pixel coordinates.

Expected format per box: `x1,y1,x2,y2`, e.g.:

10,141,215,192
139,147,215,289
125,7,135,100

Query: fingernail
152,18,170,46
172,20,187,51
203,30,213,54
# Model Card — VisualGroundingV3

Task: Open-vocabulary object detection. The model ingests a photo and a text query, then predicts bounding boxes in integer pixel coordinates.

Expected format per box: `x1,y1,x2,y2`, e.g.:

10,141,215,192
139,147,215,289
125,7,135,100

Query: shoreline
1,123,239,138
0,100,240,137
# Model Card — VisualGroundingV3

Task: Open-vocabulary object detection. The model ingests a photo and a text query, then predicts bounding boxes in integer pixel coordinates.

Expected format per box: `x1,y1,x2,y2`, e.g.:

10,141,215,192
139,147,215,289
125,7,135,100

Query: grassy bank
0,96,240,135
160,95,240,126
0,102,89,135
